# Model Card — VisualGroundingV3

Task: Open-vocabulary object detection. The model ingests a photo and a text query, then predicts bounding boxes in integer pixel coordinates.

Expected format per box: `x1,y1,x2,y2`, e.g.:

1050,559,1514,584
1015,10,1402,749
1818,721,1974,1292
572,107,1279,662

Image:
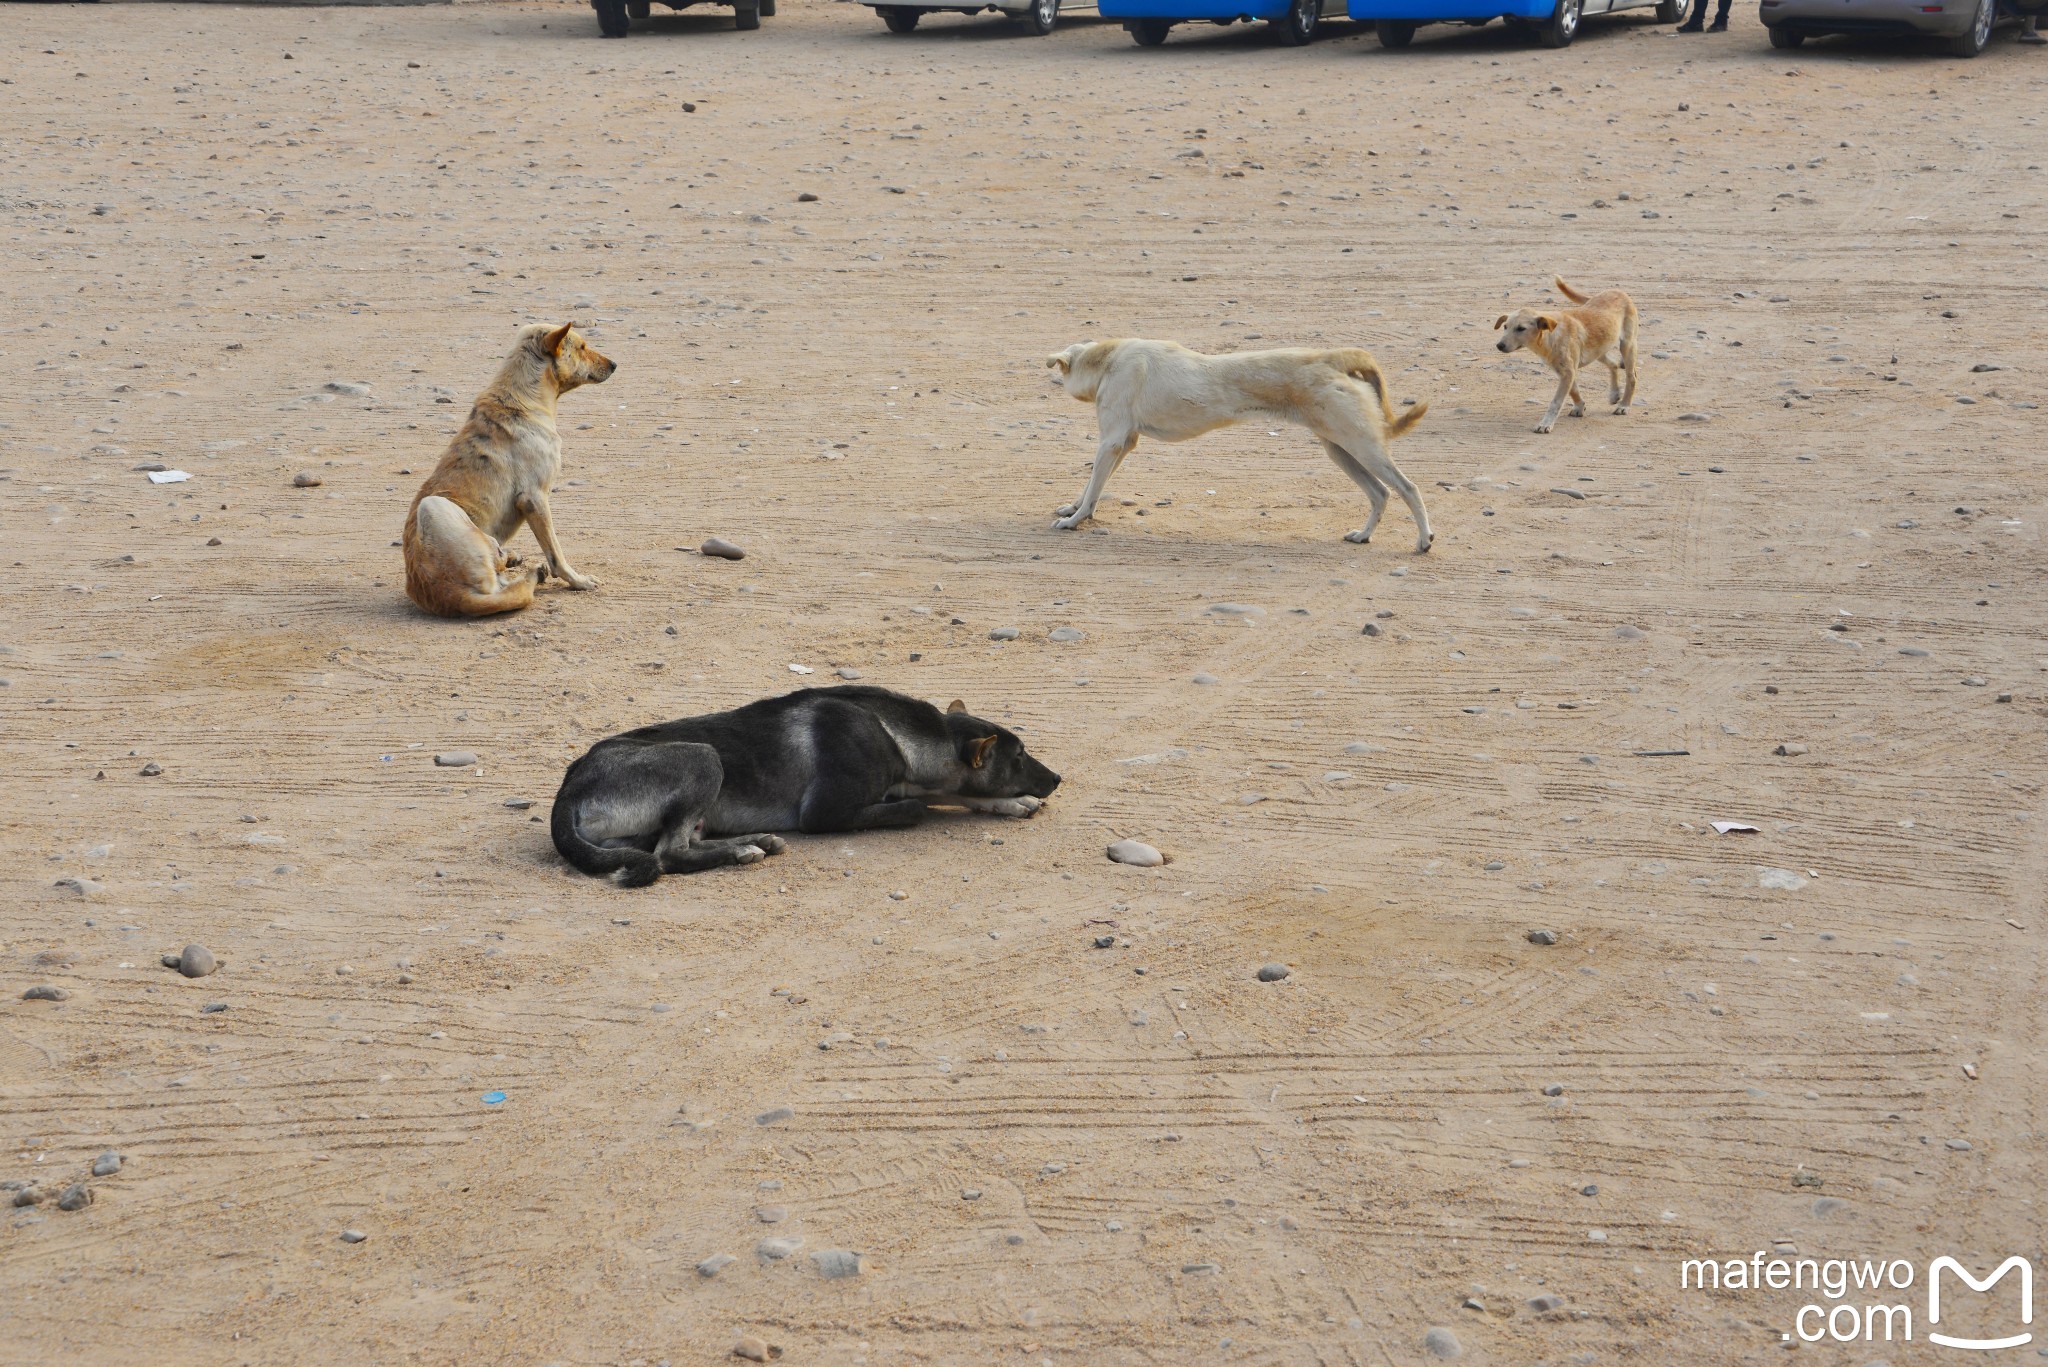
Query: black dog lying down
552,685,1061,885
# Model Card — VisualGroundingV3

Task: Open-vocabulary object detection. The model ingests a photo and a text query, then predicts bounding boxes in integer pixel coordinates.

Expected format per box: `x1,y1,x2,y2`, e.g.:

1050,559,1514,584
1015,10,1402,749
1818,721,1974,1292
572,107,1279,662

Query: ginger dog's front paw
1534,422,1554,434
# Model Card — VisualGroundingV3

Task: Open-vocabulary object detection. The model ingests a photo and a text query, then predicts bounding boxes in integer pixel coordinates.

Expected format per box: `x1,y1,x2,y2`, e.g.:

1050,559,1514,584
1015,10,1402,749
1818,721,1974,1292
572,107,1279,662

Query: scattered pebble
1256,963,1290,982
1106,839,1164,868
1093,935,1116,949
11,1187,40,1208
1047,626,1084,642
988,626,1021,641
504,797,534,809
756,1236,803,1260
756,1106,795,1126
701,536,746,560
732,1335,780,1362
810,1249,863,1278
92,1151,122,1177
835,667,862,680
1181,1262,1221,1275
697,1253,736,1277
1526,929,1558,946
1528,1293,1566,1313
1774,742,1808,756
434,751,479,768
1614,624,1646,640
170,944,218,978
340,1228,367,1244
57,1183,92,1212
139,761,163,777
755,1205,788,1223
22,985,69,1002
1361,623,1381,637
292,471,323,488
324,380,370,396
1542,1084,1565,1097
1423,1326,1463,1358
1945,1138,1972,1151
1192,672,1219,684
961,1189,983,1201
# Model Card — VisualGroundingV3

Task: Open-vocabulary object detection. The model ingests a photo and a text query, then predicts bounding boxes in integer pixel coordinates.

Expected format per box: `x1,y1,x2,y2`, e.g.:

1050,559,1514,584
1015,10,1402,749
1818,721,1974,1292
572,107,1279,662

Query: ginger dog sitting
402,322,615,617
1493,278,1638,434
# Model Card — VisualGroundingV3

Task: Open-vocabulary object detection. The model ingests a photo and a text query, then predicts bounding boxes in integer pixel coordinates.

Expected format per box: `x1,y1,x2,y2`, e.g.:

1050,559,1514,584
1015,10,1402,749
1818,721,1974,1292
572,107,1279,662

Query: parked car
1099,0,1324,45
1354,0,1677,47
1758,0,2001,55
863,0,1079,33
593,0,774,36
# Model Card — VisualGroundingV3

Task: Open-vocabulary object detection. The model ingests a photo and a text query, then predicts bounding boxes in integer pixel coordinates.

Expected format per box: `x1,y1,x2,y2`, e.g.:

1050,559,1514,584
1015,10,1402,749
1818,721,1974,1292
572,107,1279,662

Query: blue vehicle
1348,0,1678,47
1100,0,1324,45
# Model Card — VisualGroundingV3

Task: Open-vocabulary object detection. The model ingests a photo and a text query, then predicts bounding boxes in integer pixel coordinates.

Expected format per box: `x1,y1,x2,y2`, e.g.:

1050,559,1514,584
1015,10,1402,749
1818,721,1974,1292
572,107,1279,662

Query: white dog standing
1044,339,1433,551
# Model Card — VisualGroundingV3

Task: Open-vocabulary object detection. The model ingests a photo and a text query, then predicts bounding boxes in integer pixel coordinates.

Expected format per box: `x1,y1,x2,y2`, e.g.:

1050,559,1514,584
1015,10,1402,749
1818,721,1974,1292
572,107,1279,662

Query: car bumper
1759,0,1975,33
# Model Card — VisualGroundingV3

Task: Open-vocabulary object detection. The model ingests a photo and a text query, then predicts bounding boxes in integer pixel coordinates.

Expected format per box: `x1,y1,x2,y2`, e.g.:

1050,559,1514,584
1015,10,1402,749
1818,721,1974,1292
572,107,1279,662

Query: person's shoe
1676,19,1703,28
2019,27,2047,41
1706,17,1727,28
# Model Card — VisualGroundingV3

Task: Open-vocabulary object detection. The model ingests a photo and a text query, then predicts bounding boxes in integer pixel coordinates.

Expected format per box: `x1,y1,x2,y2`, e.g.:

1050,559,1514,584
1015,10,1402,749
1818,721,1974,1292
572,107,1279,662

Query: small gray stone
1047,626,1084,642
696,1253,736,1278
292,471,323,488
835,667,861,680
22,985,69,1002
57,1183,92,1212
700,536,745,560
1961,676,1987,687
756,1236,803,1260
810,1249,862,1278
1542,1084,1565,1097
503,797,534,809
755,1205,788,1223
434,751,478,768
1256,963,1291,982
1093,935,1116,949
92,1151,122,1177
1423,1326,1463,1358
1485,861,1506,871
988,626,1022,641
961,1189,983,1201
1528,1293,1566,1313
11,1187,40,1208
175,944,218,978
1181,1262,1221,1275
755,1106,795,1126
1899,646,1929,657
324,380,371,396
1192,672,1220,684
1945,1138,1972,1151
1614,624,1646,640
1361,622,1381,637
139,761,163,777
1677,412,1711,423
340,1228,368,1243
1812,1197,1847,1216
1106,839,1164,868
1527,929,1558,946
1774,742,1808,756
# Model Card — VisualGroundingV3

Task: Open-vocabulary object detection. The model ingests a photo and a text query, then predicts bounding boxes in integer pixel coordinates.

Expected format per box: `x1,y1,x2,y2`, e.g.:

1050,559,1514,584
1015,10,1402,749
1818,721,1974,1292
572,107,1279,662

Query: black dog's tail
550,788,660,887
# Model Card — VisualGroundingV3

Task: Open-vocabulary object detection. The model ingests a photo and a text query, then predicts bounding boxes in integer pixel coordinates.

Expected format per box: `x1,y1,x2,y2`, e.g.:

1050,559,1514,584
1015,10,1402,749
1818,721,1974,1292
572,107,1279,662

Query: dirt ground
3,1,2045,1362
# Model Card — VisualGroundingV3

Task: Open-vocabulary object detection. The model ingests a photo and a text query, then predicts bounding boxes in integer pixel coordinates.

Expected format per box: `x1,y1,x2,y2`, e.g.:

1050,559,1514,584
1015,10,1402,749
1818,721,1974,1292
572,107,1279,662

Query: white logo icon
1928,1256,2033,1351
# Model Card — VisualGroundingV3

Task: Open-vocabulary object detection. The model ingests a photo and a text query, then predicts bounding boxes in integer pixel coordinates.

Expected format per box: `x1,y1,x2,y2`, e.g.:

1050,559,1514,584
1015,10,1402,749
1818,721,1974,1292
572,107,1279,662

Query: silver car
1759,0,2005,55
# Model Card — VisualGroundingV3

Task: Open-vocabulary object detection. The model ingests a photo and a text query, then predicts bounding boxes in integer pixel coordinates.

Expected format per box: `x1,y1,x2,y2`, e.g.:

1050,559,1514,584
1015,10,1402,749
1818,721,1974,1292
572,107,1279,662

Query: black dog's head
944,701,1061,800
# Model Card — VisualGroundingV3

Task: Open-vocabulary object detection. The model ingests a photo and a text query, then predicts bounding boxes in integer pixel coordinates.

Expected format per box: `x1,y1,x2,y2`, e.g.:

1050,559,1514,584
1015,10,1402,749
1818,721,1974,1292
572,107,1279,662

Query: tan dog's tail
1333,350,1428,440
1553,276,1590,304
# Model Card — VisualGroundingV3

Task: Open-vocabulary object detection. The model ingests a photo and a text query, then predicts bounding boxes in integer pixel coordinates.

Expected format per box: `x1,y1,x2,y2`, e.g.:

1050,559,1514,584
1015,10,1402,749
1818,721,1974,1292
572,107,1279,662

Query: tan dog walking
1493,278,1638,434
402,323,615,617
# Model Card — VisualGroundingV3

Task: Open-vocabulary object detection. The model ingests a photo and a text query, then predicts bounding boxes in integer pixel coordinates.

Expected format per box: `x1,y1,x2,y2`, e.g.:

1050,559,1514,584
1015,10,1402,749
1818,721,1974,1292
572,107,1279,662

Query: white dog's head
1493,310,1556,355
1045,341,1109,402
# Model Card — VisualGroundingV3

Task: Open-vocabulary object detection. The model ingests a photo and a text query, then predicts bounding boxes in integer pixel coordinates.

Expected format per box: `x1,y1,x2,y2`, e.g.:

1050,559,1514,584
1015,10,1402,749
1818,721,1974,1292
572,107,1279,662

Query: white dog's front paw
733,844,766,865
565,572,600,591
1009,795,1045,817
1055,503,1078,518
1052,514,1085,531
1344,528,1371,545
1534,422,1554,434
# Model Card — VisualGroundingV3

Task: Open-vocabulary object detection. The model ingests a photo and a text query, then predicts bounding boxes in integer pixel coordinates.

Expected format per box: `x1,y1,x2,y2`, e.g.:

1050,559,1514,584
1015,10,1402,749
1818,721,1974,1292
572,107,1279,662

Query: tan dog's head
526,322,616,390
1493,310,1555,355
1045,341,1108,402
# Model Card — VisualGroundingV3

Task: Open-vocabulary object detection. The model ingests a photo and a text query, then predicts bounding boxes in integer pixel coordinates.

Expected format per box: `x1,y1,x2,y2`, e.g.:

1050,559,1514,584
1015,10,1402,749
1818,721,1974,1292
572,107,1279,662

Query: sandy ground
3,2,2046,1362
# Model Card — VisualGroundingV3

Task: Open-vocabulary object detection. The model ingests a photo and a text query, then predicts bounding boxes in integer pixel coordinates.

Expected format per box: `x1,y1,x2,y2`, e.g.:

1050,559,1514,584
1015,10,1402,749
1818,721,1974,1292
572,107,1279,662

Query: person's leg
1708,0,1730,28
1677,0,1704,30
2021,11,2046,41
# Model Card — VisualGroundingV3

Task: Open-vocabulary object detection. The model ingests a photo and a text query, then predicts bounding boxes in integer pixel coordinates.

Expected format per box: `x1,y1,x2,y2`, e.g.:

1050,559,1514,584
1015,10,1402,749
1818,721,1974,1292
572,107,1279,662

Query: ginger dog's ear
1493,314,1509,330
969,734,999,769
947,699,967,714
1535,315,1557,333
542,322,574,356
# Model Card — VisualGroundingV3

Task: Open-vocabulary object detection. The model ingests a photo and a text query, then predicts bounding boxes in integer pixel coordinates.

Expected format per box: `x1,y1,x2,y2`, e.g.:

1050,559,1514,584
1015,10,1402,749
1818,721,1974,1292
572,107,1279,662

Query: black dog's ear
946,699,967,714
968,734,998,769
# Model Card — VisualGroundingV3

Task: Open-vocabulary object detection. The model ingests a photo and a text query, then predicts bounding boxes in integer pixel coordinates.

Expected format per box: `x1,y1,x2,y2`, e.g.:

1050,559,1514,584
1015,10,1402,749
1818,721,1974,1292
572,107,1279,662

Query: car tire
1767,23,1803,44
882,5,921,27
1655,0,1682,18
1274,0,1319,43
1376,17,1417,44
1129,16,1174,41
761,0,777,14
594,0,632,35
1945,0,1991,54
1537,0,1579,45
627,0,651,16
734,0,761,26
1020,0,1058,33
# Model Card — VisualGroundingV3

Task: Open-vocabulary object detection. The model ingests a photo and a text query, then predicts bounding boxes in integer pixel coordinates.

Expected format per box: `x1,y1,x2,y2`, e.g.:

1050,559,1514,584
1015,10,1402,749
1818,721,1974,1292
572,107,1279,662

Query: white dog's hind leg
1054,431,1137,531
1321,441,1390,545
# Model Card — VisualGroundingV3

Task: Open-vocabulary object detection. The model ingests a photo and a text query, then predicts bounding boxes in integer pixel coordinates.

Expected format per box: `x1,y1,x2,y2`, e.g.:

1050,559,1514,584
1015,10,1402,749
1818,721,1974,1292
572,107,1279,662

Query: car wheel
734,0,761,26
1376,17,1417,44
1274,0,1319,43
882,5,921,27
760,0,777,14
627,0,651,16
594,0,631,35
1655,0,1682,18
1538,0,1579,45
1767,23,1803,44
1129,16,1174,41
1945,0,1991,54
1020,0,1058,33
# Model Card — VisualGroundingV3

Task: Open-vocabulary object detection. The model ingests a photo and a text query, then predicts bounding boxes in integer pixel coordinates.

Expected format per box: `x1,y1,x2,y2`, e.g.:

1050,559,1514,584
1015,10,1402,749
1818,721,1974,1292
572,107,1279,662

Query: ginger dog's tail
1334,350,1429,440
1553,276,1590,304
